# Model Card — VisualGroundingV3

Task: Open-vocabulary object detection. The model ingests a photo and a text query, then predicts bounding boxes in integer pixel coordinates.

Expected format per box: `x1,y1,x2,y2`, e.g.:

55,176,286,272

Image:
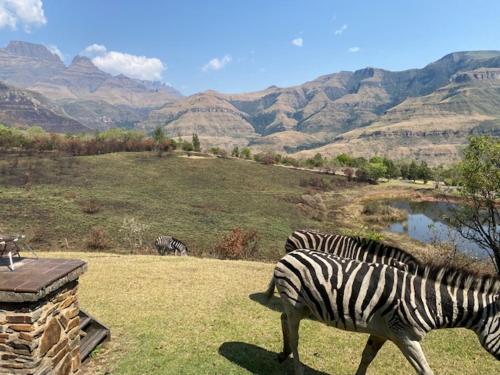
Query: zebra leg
394,339,434,375
287,311,304,375
278,313,291,362
355,335,387,375
281,305,305,375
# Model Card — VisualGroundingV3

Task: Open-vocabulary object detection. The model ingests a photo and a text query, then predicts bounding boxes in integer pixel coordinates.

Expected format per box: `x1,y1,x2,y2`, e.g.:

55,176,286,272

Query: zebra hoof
277,352,290,363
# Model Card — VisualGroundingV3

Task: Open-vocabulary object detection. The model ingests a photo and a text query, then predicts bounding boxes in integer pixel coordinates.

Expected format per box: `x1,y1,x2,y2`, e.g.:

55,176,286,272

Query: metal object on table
0,234,38,271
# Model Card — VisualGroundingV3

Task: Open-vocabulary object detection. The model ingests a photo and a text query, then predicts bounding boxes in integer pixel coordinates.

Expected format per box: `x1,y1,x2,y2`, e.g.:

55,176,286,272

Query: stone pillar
0,258,87,375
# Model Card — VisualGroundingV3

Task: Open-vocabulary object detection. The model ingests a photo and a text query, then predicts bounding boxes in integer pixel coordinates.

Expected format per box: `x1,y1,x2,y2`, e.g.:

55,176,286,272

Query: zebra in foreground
285,229,420,270
154,236,188,256
265,249,500,375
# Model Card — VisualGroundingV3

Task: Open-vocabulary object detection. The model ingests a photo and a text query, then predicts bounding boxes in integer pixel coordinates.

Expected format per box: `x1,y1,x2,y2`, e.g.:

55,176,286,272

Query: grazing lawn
0,152,354,258
42,252,498,375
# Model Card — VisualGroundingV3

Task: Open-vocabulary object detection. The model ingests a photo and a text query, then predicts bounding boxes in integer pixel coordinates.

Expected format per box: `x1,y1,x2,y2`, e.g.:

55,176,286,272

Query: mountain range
1,41,499,163
0,41,181,131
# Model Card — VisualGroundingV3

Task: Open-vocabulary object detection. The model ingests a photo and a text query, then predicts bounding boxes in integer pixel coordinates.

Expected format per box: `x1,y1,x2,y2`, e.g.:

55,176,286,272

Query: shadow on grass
249,292,283,313
218,341,329,375
249,292,319,323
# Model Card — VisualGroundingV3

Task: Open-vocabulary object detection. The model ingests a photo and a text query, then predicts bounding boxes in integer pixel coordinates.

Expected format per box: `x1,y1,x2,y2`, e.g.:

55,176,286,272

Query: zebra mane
352,236,420,263
414,264,500,295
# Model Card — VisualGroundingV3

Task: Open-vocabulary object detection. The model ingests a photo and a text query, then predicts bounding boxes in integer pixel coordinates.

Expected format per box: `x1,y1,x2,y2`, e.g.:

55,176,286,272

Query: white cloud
202,54,232,72
348,46,360,53
291,37,303,47
81,43,107,57
81,43,166,81
0,0,46,31
46,44,63,60
334,24,348,35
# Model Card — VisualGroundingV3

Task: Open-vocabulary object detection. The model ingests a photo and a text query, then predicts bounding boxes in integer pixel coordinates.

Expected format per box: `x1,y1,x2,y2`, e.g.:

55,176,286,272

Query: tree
307,153,325,168
383,158,400,179
153,127,165,157
192,133,201,152
182,141,194,152
231,146,240,157
451,136,500,273
366,162,388,181
408,160,419,182
240,147,251,160
417,161,433,184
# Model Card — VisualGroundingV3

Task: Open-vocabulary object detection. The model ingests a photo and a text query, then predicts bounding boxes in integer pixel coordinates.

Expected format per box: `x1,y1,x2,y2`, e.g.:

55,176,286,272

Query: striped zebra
265,249,500,375
285,229,420,270
154,236,188,256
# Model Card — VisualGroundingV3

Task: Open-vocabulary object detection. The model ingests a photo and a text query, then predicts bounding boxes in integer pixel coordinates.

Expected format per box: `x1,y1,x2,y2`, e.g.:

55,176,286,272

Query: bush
240,147,251,159
299,176,331,191
86,227,109,250
119,217,150,251
213,228,260,259
81,198,101,214
254,152,279,165
297,194,327,221
306,153,325,168
362,201,407,224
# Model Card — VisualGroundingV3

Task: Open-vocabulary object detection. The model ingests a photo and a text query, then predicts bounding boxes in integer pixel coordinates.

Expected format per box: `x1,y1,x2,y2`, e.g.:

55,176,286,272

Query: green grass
0,153,349,257
47,252,498,375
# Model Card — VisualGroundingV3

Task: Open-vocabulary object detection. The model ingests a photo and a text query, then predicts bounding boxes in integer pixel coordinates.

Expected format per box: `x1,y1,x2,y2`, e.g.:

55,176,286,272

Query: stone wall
0,280,81,375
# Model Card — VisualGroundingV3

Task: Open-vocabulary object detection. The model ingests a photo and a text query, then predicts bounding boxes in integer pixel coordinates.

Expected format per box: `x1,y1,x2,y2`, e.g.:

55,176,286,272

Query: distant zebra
265,249,500,375
285,229,420,270
154,236,188,256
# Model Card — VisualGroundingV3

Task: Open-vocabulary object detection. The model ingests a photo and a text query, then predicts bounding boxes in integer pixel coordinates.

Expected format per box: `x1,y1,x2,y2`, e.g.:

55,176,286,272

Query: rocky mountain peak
4,41,62,63
69,55,100,70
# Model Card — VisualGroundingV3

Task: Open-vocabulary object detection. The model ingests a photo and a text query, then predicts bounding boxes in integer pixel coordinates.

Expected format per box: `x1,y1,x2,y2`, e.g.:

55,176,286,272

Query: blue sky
1,0,500,95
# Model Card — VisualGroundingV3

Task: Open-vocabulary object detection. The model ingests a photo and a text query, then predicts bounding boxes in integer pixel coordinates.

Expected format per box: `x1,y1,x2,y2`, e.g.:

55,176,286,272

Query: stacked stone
0,281,81,375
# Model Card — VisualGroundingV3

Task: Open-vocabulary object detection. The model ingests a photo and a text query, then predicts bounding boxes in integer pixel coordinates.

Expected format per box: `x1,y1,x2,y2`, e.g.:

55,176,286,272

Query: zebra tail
263,274,276,303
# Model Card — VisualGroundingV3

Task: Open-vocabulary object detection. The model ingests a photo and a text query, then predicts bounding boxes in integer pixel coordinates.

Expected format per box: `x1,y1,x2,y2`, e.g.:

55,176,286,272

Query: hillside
144,51,500,161
0,152,349,254
0,81,89,133
296,66,500,163
0,41,182,130
45,251,500,374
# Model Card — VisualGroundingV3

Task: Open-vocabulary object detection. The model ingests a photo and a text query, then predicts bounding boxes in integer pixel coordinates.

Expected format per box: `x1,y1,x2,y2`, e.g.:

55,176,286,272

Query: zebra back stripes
285,229,420,270
154,236,188,256
267,249,500,374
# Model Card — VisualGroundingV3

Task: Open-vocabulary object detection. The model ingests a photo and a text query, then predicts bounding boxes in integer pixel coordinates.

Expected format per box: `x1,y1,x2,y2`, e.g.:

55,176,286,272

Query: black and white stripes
154,236,188,256
266,249,500,375
285,229,420,270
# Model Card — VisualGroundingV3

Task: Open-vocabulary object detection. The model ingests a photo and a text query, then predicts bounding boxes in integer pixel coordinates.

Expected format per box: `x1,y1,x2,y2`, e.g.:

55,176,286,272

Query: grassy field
40,252,497,375
0,152,356,257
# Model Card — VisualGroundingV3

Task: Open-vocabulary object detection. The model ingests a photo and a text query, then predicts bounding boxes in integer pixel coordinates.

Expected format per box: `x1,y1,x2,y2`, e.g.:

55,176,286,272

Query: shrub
362,201,407,224
81,198,101,214
240,147,251,159
213,228,260,259
231,146,240,157
86,227,109,250
299,176,331,191
119,217,150,251
297,194,328,221
343,167,354,181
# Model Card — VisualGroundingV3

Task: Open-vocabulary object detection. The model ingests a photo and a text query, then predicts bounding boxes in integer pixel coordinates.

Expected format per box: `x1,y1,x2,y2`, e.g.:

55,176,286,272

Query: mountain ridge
142,50,500,163
0,41,182,130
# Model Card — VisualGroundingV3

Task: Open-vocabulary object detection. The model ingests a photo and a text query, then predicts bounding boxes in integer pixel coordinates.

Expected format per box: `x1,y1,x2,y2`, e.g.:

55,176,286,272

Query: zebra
265,249,500,375
154,236,188,256
285,229,420,271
